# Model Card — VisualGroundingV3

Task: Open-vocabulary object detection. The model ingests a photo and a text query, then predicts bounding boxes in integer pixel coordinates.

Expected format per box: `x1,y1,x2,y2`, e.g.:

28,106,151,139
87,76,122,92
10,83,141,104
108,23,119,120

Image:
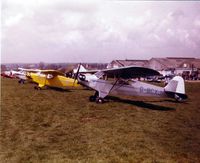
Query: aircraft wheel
175,94,183,102
89,95,96,102
96,97,104,104
18,79,24,84
34,86,41,90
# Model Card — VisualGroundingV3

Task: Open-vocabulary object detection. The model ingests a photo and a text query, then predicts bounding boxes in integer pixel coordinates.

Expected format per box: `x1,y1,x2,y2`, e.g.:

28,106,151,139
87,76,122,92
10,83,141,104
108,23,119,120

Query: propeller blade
73,63,81,86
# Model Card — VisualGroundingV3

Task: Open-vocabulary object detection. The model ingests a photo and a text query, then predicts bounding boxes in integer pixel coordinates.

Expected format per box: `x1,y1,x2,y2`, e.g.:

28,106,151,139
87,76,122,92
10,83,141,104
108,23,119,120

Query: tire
96,97,104,104
89,95,96,102
34,86,41,90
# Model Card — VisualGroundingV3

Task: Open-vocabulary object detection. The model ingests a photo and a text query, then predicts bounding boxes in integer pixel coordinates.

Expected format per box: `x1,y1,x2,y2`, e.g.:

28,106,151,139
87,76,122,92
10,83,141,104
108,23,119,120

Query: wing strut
95,78,120,103
108,78,120,94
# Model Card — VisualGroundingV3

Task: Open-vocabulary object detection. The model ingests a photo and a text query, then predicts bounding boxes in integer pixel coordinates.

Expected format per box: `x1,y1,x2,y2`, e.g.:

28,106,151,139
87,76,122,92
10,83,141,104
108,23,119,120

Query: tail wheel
175,94,183,102
96,97,104,104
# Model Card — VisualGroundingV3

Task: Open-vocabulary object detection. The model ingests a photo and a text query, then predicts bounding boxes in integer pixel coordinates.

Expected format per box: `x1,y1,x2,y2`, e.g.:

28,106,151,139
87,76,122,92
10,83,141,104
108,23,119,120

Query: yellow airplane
28,70,80,90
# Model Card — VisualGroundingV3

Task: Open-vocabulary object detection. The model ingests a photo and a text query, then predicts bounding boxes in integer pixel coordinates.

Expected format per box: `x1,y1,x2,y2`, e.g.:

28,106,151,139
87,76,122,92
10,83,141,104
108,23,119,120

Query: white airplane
17,67,41,83
1,70,15,78
76,65,187,103
1,68,41,83
1,69,27,81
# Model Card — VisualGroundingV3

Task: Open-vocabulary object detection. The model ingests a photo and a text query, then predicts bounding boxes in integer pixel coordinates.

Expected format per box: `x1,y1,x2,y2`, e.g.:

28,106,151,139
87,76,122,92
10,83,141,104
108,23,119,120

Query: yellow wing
39,70,65,76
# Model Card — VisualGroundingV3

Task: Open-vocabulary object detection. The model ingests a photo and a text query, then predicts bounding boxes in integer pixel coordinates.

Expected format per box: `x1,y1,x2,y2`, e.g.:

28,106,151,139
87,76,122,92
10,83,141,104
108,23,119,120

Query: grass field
1,77,200,163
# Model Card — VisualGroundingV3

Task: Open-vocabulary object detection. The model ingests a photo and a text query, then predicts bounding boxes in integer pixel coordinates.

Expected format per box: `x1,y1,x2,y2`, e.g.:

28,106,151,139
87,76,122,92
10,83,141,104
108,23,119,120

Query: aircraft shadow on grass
45,86,72,92
147,99,189,104
169,99,189,104
107,96,176,111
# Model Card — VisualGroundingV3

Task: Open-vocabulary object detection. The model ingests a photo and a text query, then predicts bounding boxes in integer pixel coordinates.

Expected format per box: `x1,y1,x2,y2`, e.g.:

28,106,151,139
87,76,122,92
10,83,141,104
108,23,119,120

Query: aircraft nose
78,74,86,81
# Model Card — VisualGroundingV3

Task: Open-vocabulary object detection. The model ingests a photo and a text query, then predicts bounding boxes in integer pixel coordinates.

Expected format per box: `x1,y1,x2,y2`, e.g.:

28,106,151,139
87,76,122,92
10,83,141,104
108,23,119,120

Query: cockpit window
117,80,129,85
47,74,54,79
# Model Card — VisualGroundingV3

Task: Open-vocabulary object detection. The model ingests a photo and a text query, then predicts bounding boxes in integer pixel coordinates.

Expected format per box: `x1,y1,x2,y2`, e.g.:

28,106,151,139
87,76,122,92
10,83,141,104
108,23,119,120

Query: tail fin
164,76,187,101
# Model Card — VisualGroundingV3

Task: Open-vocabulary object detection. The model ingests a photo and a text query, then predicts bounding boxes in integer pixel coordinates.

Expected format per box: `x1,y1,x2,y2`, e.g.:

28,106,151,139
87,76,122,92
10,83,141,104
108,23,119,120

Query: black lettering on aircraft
140,86,163,95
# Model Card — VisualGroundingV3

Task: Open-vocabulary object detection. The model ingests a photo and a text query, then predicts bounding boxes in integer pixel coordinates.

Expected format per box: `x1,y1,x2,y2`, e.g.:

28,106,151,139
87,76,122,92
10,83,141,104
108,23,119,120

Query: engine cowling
78,74,86,81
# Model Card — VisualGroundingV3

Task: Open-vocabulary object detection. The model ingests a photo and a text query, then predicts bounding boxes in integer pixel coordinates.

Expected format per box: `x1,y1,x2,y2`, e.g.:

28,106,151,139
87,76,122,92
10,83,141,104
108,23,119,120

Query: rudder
164,76,187,101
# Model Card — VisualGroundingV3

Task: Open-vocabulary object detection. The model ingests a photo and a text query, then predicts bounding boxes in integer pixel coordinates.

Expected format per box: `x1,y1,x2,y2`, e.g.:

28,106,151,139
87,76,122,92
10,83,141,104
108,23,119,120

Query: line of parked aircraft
1,65,188,103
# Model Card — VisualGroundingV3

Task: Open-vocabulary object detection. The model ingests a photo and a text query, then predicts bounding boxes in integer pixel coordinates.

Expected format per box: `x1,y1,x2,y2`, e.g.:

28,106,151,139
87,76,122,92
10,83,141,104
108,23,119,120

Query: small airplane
77,65,188,103
1,69,28,83
28,69,80,90
1,70,16,78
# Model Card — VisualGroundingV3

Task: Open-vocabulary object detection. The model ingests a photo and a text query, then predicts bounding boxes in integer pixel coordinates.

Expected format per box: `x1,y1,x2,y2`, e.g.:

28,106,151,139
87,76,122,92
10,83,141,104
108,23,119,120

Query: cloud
4,13,24,27
194,18,200,28
1,0,200,63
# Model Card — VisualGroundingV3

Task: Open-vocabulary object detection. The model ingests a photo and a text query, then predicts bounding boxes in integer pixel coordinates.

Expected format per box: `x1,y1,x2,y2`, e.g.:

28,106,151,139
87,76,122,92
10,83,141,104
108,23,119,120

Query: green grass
1,78,200,163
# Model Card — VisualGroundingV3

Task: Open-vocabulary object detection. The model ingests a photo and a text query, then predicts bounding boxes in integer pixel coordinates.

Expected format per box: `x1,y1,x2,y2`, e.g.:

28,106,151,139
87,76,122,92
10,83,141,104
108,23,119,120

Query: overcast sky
2,0,200,63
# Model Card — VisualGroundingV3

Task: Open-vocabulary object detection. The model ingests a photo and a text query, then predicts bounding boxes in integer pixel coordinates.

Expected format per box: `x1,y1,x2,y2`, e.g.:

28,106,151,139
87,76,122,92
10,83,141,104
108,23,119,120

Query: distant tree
1,64,7,72
46,64,58,70
39,62,45,69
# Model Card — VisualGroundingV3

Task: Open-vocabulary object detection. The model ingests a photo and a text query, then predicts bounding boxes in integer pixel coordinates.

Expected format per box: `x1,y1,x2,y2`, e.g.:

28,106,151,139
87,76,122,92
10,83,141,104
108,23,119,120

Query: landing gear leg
89,91,99,102
89,91,105,103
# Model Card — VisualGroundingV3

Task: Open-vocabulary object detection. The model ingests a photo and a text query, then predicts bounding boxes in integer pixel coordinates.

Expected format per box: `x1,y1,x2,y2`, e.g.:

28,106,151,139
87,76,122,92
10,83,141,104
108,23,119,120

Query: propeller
73,63,81,86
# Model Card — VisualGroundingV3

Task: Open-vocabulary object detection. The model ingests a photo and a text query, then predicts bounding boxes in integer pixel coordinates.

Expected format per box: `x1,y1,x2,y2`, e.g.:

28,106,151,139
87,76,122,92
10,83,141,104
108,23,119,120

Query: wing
18,68,41,73
79,70,98,74
100,66,160,79
40,70,65,76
